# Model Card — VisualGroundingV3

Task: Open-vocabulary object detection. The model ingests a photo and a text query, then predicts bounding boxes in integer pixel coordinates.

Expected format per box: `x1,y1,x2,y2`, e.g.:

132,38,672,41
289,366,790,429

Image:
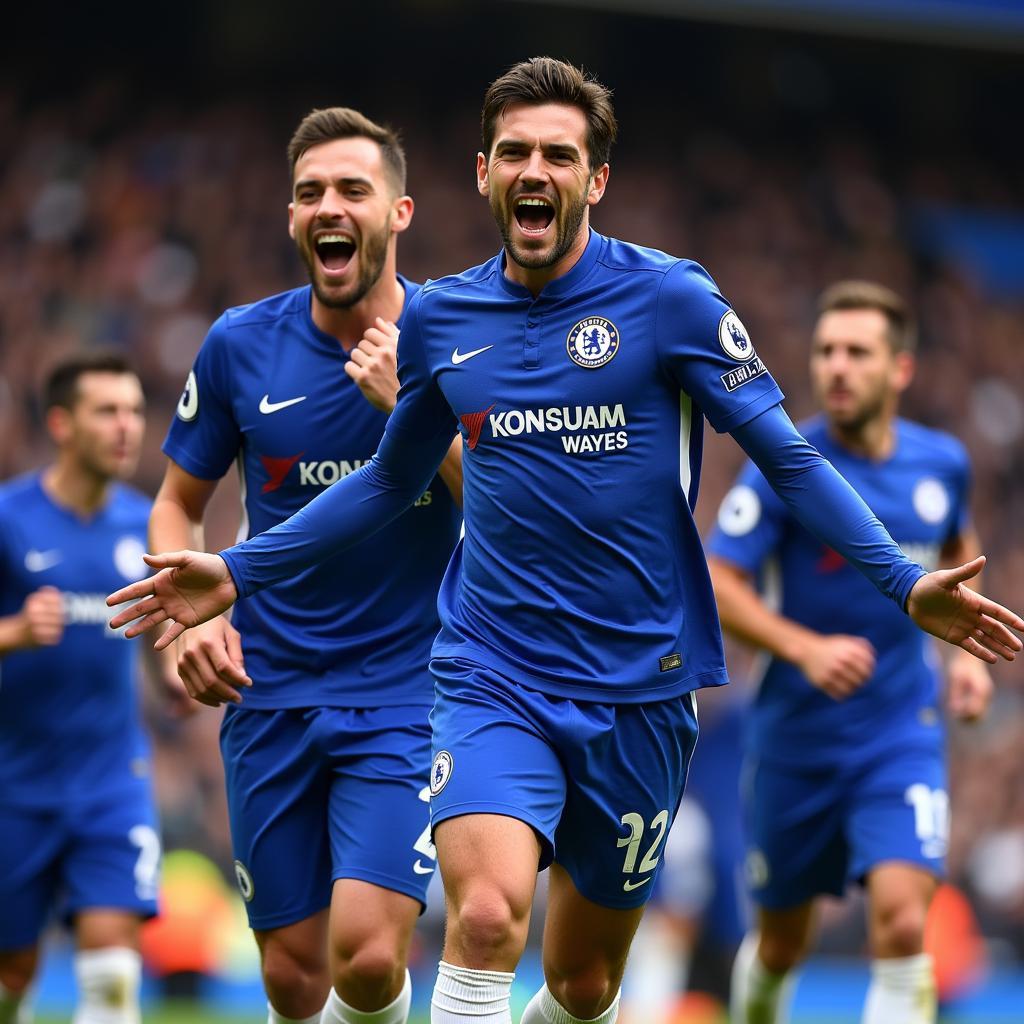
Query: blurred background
2,0,1022,1020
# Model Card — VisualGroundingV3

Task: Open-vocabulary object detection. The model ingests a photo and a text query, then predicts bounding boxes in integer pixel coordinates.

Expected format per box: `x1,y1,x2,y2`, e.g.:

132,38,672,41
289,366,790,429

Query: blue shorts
220,703,435,931
742,744,948,910
0,783,160,950
428,657,700,910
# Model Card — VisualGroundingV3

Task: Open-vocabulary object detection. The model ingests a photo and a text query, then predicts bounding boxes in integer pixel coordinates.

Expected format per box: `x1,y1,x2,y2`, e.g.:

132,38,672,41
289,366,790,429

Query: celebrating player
0,353,161,1024
709,282,992,1024
147,108,463,1024
109,61,1023,1024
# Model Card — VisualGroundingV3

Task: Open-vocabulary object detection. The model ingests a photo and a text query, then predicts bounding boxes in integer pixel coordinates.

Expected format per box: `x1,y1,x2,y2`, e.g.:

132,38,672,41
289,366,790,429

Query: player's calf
0,948,38,999
0,950,36,1024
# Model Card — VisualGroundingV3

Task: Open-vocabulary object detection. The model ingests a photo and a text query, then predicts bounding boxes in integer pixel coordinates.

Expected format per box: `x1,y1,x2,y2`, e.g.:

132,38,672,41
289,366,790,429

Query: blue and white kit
0,474,159,949
708,417,971,906
219,232,928,908
164,278,462,925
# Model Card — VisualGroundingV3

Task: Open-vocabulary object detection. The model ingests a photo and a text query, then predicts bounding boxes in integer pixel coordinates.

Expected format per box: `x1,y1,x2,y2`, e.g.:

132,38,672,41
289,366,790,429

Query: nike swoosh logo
622,876,652,892
259,394,307,414
413,860,435,875
25,549,62,572
451,345,494,365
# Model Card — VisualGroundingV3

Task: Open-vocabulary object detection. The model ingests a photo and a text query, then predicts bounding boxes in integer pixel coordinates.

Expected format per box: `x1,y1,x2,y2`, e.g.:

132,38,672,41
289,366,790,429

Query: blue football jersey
163,278,462,709
391,231,783,701
0,474,153,807
708,416,971,767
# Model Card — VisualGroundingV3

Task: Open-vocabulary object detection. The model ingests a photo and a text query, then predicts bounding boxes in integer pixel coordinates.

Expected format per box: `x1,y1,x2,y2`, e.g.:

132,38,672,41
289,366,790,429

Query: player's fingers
976,599,1024,636
153,619,186,650
972,625,1018,662
210,649,252,688
358,330,386,351
142,551,191,570
959,635,997,665
123,608,171,638
107,579,156,607
938,555,987,588
109,595,161,627
348,347,371,367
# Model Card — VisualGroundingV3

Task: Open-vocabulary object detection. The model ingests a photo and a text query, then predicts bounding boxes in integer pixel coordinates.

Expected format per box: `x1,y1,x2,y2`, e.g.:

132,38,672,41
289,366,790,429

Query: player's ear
288,201,296,240
894,350,915,393
587,163,609,207
46,406,73,447
390,195,414,235
476,152,489,197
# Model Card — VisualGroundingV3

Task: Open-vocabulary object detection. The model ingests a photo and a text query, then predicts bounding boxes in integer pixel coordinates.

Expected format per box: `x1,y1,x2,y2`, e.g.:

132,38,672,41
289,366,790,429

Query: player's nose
520,149,550,183
316,186,348,219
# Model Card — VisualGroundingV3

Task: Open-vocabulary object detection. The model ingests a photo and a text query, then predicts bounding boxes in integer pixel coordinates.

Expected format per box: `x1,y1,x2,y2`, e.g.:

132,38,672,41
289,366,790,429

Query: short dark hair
481,57,618,171
44,350,136,411
817,280,917,354
287,107,407,194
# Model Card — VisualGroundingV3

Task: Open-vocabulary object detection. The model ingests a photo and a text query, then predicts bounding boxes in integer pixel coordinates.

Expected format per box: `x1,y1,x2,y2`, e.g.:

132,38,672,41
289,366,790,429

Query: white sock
862,954,936,1024
72,947,141,1024
622,913,691,1024
0,978,32,1024
268,1001,324,1024
321,971,411,1024
729,932,796,1024
430,961,514,1023
520,984,620,1024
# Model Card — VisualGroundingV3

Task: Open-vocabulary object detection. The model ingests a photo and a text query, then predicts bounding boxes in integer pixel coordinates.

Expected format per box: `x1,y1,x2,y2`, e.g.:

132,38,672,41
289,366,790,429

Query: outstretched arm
109,291,459,646
733,404,1024,663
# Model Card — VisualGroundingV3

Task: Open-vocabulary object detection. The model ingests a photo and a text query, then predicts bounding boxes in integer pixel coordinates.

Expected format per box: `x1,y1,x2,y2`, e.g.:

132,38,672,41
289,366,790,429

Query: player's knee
332,939,404,1004
757,929,806,974
0,948,38,994
450,889,527,962
548,963,620,1021
260,939,327,1008
873,900,927,958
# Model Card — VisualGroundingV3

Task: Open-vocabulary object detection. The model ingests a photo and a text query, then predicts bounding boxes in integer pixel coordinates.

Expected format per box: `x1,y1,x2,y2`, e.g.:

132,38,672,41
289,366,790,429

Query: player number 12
617,809,669,875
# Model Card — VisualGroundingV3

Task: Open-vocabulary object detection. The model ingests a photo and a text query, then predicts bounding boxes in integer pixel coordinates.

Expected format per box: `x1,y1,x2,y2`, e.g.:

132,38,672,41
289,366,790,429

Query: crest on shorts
430,750,454,796
234,859,255,902
719,310,755,362
566,317,620,369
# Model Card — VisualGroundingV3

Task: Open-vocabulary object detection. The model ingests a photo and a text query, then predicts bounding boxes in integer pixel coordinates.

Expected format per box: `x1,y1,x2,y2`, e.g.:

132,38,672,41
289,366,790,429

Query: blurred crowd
1,72,1022,964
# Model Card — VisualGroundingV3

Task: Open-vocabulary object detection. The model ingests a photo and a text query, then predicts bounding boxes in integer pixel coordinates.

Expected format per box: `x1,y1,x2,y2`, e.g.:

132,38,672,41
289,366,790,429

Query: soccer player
147,108,463,1024
108,60,1024,1024
0,352,159,1024
708,282,993,1024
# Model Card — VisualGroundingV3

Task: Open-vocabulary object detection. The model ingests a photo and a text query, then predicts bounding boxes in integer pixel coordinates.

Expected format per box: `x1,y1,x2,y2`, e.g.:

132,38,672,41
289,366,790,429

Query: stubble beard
301,218,391,310
494,188,590,271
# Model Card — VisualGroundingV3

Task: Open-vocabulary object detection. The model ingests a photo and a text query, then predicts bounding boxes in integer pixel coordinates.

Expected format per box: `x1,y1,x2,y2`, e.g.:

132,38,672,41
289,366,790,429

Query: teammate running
109,61,1023,1024
147,108,462,1024
710,281,992,1024
0,352,160,1024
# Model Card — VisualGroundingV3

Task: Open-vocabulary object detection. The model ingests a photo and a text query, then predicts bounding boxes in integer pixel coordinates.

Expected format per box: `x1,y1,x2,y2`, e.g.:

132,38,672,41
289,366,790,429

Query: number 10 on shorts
617,810,669,892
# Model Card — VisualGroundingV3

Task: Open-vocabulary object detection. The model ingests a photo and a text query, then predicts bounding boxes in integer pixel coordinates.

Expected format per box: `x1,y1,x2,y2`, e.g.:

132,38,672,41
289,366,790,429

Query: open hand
907,556,1024,664
107,550,238,650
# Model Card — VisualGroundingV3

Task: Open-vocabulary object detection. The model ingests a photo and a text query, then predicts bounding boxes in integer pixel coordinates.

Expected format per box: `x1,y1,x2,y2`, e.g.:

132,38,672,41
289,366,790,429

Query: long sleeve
732,404,927,609
220,290,458,598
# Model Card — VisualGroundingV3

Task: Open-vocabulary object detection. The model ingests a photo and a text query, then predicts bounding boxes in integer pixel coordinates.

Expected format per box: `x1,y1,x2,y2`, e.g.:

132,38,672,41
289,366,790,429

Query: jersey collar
494,228,604,301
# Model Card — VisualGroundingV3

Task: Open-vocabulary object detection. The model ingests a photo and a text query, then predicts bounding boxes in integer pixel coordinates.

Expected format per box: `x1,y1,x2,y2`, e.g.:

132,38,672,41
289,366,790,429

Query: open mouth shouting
512,196,556,239
314,231,357,277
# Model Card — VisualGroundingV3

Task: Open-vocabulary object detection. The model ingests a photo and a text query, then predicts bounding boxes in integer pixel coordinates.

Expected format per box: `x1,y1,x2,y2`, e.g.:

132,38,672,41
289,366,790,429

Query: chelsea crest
567,317,620,369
